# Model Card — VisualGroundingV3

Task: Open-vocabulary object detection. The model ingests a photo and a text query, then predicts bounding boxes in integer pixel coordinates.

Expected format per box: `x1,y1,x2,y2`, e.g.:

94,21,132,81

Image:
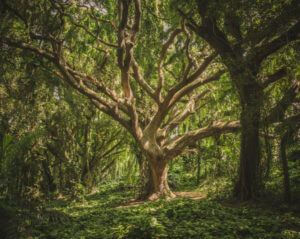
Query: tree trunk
146,158,175,200
137,157,151,199
214,135,222,177
58,158,63,194
234,82,263,201
263,127,272,180
280,131,292,203
81,122,90,186
41,158,56,193
133,143,150,198
196,153,201,185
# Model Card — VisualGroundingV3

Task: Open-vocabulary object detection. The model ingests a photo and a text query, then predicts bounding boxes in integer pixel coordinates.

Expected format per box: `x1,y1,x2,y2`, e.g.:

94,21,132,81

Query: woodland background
0,0,299,238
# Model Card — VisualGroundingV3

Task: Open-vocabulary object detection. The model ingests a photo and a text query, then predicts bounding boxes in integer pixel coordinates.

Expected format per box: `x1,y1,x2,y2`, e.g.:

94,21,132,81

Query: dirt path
175,191,205,200
118,191,205,208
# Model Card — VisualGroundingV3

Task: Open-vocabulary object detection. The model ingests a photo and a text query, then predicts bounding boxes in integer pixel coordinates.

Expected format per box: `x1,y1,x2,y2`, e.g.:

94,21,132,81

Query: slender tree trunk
146,158,175,200
196,153,201,185
214,135,222,177
81,122,90,186
137,157,151,199
133,144,150,198
234,82,263,200
58,158,63,194
41,158,56,193
81,164,88,186
263,128,272,180
280,131,291,203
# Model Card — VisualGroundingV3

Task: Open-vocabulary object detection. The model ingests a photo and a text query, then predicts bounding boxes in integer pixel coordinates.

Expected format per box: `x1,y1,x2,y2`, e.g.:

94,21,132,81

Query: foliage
15,185,300,239
0,0,299,238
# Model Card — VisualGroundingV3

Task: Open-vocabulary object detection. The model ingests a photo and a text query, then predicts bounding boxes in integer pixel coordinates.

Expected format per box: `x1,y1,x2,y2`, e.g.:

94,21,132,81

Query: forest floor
19,183,300,239
119,191,205,208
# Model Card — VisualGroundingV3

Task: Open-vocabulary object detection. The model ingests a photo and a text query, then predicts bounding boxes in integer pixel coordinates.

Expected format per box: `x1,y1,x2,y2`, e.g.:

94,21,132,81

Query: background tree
0,44,126,201
178,0,299,200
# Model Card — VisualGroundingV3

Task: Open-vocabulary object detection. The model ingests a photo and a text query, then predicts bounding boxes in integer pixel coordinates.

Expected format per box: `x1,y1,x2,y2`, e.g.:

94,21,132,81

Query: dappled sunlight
21,188,300,238
0,0,299,238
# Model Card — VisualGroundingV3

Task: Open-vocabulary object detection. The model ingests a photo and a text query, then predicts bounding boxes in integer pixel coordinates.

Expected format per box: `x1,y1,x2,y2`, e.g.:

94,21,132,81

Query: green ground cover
19,184,299,239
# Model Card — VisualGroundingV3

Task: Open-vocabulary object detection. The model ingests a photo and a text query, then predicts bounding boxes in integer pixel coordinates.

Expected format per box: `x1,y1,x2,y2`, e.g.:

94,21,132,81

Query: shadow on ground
25,188,300,239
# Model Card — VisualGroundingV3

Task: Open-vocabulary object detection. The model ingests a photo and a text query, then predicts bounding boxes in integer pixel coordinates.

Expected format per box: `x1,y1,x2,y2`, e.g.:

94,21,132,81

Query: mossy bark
234,81,263,200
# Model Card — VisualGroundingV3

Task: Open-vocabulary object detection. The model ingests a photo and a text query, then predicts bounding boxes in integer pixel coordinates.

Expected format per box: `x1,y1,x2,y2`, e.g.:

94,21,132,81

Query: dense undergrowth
2,180,298,239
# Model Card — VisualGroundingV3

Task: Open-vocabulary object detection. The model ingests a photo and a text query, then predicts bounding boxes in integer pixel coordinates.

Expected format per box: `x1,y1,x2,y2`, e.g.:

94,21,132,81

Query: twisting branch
156,28,182,102
117,0,131,99
144,68,223,137
167,52,217,101
63,11,118,48
89,9,117,32
181,21,198,81
117,0,143,139
131,57,156,101
168,69,224,108
158,91,209,140
3,37,134,135
142,20,219,136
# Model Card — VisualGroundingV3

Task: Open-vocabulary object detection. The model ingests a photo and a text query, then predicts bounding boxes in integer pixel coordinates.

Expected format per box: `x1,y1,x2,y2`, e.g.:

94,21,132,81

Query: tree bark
234,82,263,200
137,156,151,199
280,131,292,203
146,158,175,200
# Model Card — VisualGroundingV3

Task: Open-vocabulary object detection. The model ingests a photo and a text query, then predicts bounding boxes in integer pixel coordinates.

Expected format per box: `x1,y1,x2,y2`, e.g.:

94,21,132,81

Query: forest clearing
0,0,299,238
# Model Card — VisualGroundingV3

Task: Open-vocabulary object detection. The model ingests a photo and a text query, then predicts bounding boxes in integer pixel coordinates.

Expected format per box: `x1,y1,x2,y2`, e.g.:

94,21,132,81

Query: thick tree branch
63,65,130,115
117,0,131,99
91,99,132,135
131,0,141,41
254,21,300,64
246,0,299,46
163,120,240,159
262,68,287,88
3,38,56,62
181,7,234,60
116,0,143,139
144,70,223,138
3,38,136,138
266,80,300,124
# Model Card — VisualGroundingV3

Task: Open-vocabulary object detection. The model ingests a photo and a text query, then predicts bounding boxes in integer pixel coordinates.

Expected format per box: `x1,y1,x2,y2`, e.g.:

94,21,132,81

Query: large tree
179,0,299,200
0,0,241,199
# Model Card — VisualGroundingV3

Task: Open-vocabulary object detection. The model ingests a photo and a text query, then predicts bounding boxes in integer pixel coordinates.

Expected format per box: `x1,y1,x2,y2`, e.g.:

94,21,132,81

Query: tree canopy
0,0,299,238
